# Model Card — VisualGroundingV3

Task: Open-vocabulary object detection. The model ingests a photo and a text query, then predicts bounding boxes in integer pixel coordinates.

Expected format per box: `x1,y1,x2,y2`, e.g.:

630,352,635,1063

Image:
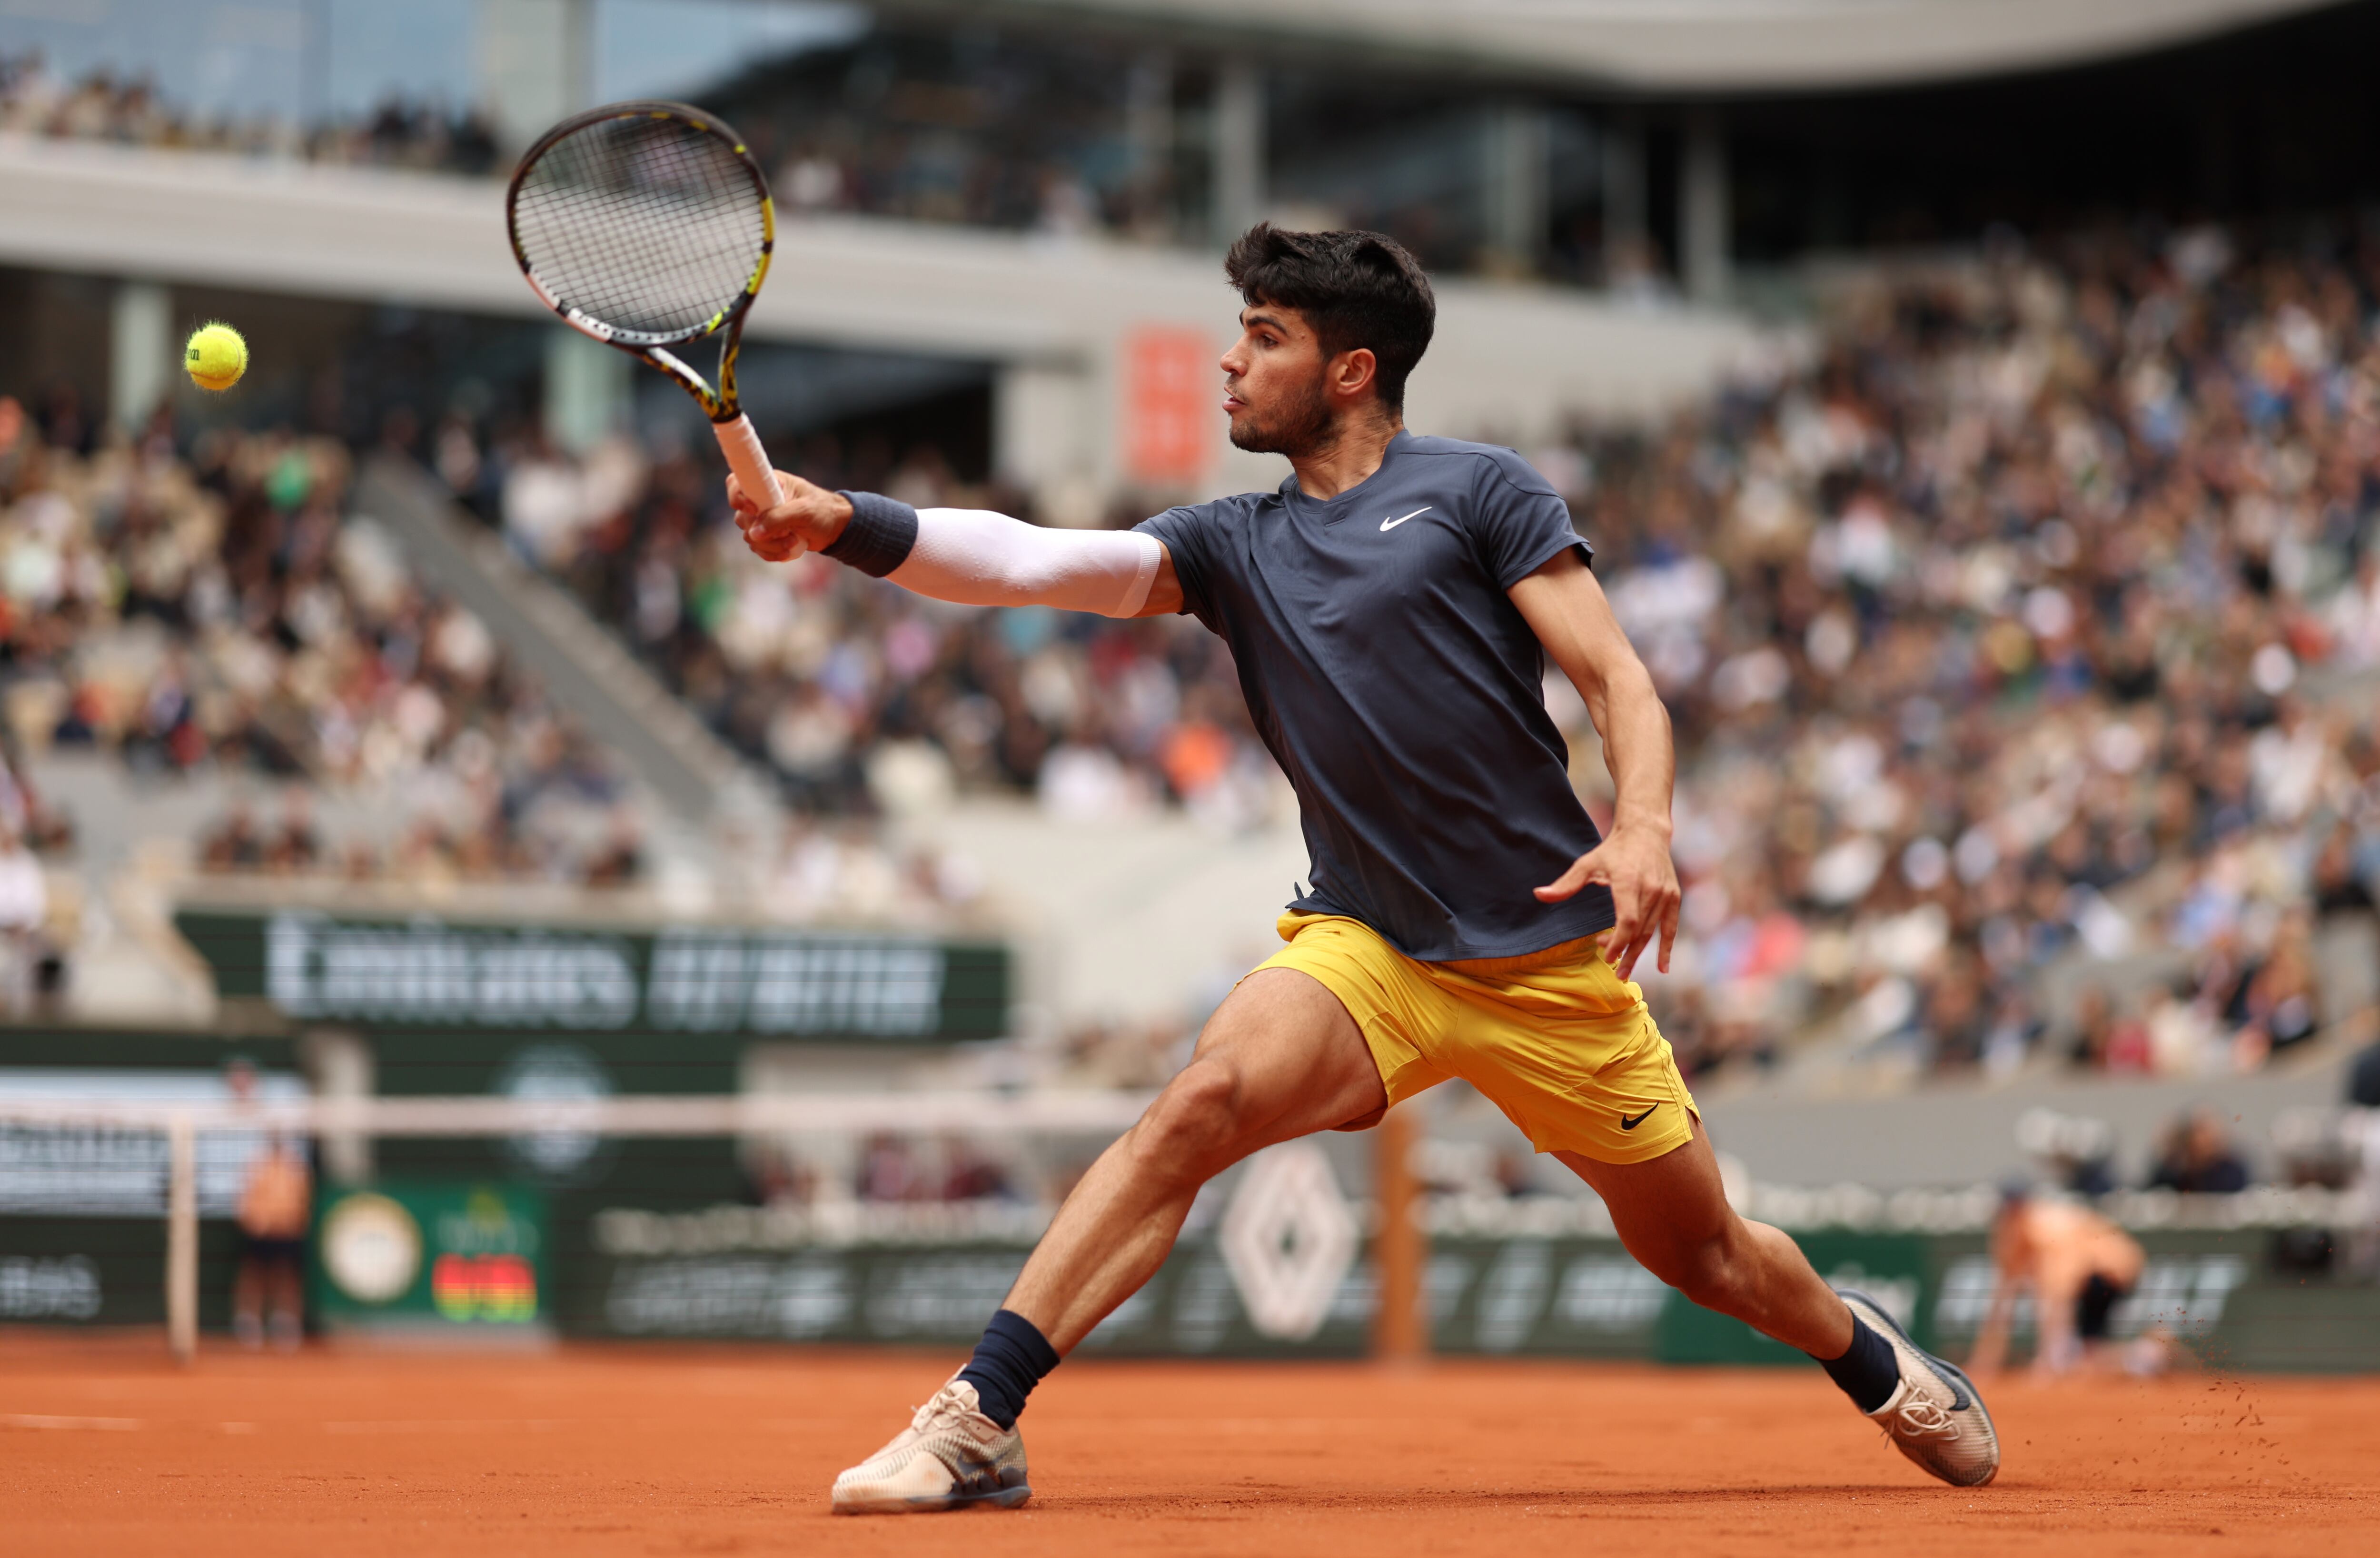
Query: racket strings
532,136,750,321
513,115,767,339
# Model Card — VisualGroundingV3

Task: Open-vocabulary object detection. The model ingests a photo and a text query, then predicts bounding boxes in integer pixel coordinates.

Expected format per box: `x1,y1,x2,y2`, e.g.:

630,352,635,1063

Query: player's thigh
1178,965,1387,1143
1552,1115,1738,1280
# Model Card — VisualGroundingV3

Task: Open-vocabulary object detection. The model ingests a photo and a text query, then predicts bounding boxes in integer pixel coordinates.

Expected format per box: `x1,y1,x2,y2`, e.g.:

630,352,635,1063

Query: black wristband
824,491,920,578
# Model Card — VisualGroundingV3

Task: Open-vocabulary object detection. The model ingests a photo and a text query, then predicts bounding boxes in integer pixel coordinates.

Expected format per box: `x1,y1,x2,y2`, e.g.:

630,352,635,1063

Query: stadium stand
0,394,652,888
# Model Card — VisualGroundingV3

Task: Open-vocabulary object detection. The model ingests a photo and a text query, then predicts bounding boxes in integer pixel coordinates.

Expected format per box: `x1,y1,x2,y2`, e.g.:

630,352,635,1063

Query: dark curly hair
1223,223,1436,409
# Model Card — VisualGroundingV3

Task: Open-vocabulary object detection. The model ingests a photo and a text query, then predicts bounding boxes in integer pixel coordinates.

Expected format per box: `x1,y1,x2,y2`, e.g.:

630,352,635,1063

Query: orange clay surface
3,1330,2376,1557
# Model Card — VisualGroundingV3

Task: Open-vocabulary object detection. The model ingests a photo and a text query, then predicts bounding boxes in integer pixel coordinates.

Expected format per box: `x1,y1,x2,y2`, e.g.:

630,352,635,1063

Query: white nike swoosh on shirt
1379,506,1432,531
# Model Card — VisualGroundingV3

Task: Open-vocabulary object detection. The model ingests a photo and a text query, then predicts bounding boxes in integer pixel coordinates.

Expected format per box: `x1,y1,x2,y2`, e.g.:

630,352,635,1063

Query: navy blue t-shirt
1138,430,1616,961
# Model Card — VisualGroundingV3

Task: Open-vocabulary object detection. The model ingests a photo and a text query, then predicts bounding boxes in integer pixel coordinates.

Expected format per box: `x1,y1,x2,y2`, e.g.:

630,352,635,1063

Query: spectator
2222,906,2321,1065
0,821,48,1012
201,804,266,873
2313,825,2377,917
265,787,322,874
857,1132,926,1202
2069,987,2152,1075
2146,1106,2253,1194
2350,1040,2380,1109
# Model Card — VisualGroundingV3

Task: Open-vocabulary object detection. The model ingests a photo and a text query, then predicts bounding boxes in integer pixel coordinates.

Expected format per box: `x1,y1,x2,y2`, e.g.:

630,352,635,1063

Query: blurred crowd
0,41,1131,236
0,52,500,175
0,40,1567,278
0,391,640,887
1574,225,2380,1084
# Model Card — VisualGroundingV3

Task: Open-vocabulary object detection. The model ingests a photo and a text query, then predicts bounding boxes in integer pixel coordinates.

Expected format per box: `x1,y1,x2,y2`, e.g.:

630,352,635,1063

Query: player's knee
1128,1062,1245,1180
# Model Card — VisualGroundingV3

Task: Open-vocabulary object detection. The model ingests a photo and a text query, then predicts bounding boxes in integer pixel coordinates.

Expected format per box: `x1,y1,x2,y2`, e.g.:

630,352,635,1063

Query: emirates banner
174,908,1011,1042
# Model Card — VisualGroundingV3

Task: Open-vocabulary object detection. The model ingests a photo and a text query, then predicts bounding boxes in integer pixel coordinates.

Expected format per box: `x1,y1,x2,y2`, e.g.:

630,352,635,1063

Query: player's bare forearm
1508,549,1681,977
1581,652,1674,842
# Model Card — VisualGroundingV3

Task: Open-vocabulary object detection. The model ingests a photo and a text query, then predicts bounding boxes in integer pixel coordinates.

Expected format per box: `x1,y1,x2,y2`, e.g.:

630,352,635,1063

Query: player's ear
1333,347,1378,401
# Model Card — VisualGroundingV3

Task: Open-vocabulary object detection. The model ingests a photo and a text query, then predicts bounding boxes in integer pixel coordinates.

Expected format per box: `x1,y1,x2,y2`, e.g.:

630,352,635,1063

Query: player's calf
1653,1231,2000,1488
1652,1226,2000,1487
1560,1130,1998,1488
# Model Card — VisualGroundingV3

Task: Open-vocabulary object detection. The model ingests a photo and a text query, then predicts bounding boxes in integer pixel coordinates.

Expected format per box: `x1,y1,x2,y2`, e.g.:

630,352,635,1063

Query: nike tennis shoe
830,1376,1032,1514
1838,1288,2000,1488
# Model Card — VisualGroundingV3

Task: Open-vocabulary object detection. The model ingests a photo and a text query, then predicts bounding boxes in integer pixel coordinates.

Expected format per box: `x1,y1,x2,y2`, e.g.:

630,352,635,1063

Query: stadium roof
961,0,2348,90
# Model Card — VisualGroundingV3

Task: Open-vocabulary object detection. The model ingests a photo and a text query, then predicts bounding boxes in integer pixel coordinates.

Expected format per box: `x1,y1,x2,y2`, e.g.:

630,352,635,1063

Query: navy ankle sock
956,1309,1059,1430
1814,1314,1900,1413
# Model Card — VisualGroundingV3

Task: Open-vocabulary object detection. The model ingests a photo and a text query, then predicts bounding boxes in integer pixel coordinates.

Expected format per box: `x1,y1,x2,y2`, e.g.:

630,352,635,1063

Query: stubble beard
1228,375,1335,458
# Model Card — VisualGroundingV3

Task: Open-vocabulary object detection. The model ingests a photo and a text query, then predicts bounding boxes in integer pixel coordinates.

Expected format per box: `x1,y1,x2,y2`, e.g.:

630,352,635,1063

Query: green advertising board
173,907,1012,1044
313,1181,549,1340
575,1218,2380,1371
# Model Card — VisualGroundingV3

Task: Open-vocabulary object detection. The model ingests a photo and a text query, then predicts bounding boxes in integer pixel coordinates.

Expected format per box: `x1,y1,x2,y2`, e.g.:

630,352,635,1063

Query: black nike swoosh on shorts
1619,1105,1659,1131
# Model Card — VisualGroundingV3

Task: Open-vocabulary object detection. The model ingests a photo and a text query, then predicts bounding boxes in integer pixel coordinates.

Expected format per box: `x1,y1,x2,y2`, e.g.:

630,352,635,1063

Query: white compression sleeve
888,507,1161,618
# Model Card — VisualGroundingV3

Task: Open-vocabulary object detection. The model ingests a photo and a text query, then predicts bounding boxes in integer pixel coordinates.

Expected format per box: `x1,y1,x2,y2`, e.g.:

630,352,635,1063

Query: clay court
2,1333,2373,1557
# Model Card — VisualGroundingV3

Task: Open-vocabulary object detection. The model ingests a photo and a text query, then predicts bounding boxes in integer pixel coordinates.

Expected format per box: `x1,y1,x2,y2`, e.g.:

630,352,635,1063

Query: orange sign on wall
1124,326,1214,487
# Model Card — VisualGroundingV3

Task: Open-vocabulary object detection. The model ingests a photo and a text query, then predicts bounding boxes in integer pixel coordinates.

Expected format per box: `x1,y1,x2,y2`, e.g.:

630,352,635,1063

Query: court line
2,1413,142,1431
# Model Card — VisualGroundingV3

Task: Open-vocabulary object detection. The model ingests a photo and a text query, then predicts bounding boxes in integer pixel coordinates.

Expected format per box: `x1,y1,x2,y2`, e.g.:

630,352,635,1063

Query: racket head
506,100,775,355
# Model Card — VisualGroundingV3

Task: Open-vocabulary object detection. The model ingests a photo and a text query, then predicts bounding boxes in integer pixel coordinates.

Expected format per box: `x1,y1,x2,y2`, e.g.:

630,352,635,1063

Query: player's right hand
728,468,853,562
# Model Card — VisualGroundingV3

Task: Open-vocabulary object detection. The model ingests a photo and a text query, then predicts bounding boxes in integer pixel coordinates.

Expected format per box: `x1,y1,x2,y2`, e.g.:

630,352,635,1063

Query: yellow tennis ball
185,322,248,392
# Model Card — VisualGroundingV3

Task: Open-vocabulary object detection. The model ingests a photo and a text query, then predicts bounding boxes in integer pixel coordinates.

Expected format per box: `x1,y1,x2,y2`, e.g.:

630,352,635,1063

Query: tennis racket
506,99,795,550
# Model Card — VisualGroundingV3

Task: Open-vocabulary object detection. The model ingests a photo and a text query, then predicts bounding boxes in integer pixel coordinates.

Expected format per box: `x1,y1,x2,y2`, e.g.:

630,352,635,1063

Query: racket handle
714,414,803,558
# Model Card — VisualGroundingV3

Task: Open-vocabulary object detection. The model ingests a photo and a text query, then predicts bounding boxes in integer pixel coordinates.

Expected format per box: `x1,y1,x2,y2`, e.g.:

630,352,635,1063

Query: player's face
1221,306,1333,456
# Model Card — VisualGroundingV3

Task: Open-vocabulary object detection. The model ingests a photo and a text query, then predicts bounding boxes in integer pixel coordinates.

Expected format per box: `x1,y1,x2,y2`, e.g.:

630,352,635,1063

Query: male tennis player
1971,1182,2153,1377
730,225,2000,1510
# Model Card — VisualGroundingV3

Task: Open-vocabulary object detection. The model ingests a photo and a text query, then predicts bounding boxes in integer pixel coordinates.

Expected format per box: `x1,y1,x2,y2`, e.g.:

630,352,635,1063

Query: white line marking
2,1413,141,1431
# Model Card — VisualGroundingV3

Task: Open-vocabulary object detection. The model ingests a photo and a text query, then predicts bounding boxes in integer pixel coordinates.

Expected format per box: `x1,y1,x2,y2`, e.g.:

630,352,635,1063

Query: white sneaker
1838,1289,2000,1488
830,1376,1032,1515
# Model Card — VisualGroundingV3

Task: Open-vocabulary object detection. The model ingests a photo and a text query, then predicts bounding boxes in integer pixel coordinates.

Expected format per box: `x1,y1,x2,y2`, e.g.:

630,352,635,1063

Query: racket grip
714,414,802,558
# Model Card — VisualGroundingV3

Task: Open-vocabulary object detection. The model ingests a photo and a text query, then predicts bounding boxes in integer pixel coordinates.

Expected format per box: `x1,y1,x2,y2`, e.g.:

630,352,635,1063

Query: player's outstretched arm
728,467,1182,617
1508,548,1681,979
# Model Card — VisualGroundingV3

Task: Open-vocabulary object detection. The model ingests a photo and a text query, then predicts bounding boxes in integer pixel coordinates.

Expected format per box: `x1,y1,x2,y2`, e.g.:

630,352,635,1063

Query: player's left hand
1533,823,1681,980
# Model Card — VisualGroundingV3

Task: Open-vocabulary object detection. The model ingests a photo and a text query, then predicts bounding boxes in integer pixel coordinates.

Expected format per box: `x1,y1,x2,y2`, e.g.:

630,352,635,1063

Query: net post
166,1112,198,1366
1370,1102,1428,1364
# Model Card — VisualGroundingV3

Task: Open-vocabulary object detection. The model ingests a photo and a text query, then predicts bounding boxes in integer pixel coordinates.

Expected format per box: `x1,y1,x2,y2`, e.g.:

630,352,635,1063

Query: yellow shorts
1253,911,1699,1165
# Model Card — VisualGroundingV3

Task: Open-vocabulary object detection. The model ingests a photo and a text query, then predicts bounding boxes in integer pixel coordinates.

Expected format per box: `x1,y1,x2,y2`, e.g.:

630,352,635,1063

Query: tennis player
730,225,2000,1510
1971,1182,2154,1377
